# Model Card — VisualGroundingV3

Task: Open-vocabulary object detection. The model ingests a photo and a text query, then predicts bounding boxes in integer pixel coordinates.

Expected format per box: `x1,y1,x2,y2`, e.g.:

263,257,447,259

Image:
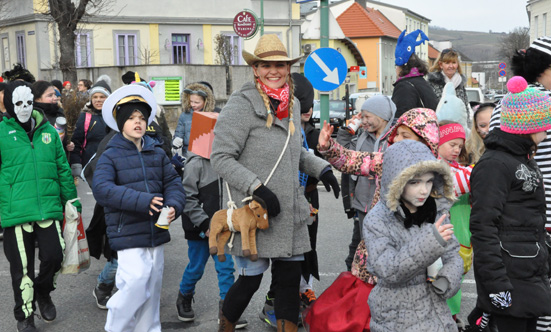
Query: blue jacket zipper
138,151,155,247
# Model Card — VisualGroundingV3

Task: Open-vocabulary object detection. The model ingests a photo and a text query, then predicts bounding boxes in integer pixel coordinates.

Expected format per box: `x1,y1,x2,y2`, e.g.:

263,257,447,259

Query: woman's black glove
320,170,340,199
253,185,280,217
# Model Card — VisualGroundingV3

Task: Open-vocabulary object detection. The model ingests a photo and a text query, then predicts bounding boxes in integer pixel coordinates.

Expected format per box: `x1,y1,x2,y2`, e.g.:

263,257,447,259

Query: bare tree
139,46,160,65
214,34,234,95
36,0,112,83
214,34,233,66
498,27,530,62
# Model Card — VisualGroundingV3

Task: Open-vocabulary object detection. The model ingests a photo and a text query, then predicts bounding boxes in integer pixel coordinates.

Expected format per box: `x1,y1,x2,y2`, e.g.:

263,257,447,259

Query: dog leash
225,119,293,249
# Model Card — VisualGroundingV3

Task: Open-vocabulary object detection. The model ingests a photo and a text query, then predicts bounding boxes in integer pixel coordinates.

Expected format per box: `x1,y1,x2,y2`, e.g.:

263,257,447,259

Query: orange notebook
188,111,219,159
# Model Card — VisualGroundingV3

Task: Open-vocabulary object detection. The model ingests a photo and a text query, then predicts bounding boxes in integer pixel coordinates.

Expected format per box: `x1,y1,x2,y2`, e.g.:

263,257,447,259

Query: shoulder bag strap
406,81,425,108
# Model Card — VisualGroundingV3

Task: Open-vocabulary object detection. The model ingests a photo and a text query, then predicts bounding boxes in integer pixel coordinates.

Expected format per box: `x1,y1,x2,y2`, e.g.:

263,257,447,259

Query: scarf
444,72,463,89
257,79,290,120
400,196,437,229
396,67,424,82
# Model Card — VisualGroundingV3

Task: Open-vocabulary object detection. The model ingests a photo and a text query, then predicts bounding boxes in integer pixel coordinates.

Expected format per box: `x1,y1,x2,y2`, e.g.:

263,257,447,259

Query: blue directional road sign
304,48,348,92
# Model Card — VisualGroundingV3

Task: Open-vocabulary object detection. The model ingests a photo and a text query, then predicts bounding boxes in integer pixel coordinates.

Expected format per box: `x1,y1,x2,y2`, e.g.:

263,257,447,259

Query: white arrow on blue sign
304,48,348,92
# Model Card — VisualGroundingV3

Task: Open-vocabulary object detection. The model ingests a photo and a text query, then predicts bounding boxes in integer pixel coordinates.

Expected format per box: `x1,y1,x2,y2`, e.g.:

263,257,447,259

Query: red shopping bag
304,272,373,332
61,198,90,274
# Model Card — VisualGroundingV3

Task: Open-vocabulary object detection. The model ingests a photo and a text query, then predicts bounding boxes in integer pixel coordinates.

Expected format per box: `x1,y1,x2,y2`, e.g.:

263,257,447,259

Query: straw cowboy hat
242,34,303,66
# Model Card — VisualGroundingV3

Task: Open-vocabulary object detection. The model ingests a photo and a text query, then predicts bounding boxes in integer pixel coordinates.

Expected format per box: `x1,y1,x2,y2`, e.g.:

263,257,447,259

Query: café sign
233,10,258,39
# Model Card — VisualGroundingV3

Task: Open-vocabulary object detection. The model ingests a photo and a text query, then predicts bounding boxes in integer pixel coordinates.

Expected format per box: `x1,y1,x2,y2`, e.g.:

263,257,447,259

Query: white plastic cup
155,206,170,229
427,257,443,282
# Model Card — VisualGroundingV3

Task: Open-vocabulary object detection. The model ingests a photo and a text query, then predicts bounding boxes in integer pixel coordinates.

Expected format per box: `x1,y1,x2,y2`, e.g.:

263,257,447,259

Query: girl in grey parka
364,139,463,332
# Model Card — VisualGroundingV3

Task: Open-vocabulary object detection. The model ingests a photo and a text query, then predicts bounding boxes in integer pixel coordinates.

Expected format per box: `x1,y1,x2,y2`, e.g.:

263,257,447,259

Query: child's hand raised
319,121,334,150
149,196,164,216
434,214,454,242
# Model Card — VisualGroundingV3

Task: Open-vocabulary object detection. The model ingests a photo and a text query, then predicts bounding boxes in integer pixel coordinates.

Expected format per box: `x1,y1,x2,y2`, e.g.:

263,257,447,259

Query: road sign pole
320,0,329,127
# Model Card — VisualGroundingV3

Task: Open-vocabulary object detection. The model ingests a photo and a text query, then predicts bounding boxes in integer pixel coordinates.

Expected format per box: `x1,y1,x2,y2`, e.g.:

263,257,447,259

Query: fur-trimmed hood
182,82,215,113
426,71,467,88
381,140,455,212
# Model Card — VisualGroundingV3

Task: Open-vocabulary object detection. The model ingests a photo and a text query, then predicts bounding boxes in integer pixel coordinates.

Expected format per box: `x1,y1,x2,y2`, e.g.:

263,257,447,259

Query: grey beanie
88,74,112,98
360,95,396,122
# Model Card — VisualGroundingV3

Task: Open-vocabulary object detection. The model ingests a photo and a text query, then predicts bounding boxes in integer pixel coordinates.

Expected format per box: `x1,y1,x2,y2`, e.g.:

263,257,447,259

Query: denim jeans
97,259,118,285
179,240,235,299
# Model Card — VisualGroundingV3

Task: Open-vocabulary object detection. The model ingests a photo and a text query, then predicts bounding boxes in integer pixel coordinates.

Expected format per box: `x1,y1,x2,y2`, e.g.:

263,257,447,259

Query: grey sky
380,0,529,33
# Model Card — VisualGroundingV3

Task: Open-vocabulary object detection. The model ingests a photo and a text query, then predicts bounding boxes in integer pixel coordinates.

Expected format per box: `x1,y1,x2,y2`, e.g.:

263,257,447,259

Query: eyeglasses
183,89,207,98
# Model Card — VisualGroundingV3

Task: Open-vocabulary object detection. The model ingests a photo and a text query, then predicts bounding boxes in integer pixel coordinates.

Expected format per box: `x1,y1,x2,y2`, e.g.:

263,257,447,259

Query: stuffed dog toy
208,196,269,262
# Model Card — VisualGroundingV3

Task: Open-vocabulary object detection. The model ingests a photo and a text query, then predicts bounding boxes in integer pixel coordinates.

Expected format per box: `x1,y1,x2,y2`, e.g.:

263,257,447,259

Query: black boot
176,291,195,322
93,283,115,309
16,315,37,332
36,293,56,322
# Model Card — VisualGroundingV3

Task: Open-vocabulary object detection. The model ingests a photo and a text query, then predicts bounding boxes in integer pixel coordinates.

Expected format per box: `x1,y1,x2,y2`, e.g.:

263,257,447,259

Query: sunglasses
183,89,207,98
441,48,458,56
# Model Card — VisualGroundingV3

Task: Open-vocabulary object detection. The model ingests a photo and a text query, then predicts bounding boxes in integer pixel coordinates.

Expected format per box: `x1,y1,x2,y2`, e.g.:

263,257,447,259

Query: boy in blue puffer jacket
92,85,185,332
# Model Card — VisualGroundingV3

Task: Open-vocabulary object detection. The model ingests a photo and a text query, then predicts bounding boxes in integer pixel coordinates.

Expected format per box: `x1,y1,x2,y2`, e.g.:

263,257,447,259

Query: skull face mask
12,85,33,123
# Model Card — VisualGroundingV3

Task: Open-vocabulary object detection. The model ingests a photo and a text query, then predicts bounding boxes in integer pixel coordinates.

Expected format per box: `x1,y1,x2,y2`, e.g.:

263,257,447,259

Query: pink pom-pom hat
506,76,528,94
500,76,551,134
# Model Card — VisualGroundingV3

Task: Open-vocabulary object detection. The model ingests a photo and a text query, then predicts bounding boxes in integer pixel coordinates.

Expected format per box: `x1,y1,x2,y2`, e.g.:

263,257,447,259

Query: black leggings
493,315,538,332
222,260,302,324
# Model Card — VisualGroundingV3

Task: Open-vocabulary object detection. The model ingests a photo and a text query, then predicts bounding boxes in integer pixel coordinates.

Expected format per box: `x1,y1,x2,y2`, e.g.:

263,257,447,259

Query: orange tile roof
337,2,401,39
428,44,440,59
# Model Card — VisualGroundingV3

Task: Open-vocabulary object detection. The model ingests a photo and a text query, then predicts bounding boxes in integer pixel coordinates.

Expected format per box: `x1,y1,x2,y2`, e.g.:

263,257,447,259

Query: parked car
349,92,383,112
466,87,485,104
311,100,348,135
493,94,506,104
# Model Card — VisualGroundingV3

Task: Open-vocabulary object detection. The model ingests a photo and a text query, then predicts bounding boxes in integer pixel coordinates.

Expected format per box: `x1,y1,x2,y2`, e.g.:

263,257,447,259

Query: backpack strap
82,112,92,152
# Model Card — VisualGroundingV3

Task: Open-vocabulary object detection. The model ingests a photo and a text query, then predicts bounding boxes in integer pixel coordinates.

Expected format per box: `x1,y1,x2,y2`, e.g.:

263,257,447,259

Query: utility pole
320,0,329,126
260,0,264,35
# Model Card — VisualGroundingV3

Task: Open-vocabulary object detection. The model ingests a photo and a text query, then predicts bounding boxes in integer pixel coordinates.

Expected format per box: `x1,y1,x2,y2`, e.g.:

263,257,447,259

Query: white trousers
105,246,165,332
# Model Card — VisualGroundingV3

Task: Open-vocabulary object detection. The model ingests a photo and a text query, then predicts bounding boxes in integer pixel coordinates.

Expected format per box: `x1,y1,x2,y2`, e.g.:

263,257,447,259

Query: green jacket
0,110,80,227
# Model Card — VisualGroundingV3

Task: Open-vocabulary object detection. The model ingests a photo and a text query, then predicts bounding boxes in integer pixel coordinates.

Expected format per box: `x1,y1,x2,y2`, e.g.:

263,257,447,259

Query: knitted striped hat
529,36,551,57
500,76,551,134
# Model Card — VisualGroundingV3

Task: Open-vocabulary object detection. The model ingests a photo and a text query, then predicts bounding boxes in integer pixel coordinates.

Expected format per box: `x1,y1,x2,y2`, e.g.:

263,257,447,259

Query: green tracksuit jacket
0,110,80,227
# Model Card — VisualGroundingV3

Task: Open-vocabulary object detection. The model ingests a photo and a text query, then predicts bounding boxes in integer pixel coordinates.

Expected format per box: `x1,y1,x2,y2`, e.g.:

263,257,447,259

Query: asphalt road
0,181,476,331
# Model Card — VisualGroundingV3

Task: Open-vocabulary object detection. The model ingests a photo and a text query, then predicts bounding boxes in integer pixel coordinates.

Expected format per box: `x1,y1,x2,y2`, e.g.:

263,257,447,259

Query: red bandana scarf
257,79,290,120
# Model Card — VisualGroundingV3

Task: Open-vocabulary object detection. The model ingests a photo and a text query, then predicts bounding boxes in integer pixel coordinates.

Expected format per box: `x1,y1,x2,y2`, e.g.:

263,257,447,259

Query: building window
172,34,190,64
544,13,548,36
16,32,26,67
224,35,243,65
75,33,91,67
116,34,138,66
2,37,9,72
535,15,539,37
